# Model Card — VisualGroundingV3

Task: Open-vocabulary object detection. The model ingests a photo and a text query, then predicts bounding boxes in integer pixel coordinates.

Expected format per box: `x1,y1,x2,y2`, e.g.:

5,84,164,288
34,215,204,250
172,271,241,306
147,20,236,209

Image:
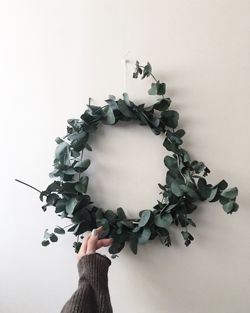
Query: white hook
122,50,131,65
121,51,131,93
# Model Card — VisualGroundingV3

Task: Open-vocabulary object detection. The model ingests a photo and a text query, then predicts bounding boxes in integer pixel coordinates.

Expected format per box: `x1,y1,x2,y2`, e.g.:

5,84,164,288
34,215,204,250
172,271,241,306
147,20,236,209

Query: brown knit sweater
60,253,113,313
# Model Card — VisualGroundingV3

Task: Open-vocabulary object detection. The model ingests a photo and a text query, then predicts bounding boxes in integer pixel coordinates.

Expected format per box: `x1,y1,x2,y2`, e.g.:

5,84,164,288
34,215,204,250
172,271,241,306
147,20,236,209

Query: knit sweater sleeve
60,253,113,313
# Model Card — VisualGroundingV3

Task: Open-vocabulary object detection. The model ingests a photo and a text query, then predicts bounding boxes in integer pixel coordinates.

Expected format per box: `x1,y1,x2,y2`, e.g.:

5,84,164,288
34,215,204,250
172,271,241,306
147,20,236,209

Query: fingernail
92,228,97,236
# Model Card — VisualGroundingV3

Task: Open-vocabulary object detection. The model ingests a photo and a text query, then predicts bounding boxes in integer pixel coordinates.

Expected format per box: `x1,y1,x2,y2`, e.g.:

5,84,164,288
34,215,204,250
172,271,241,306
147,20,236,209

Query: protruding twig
15,179,41,194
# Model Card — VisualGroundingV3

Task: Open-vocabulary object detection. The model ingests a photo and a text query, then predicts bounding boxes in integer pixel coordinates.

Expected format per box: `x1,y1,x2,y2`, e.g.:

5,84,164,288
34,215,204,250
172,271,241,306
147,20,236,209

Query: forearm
60,281,96,313
60,253,113,313
77,253,113,313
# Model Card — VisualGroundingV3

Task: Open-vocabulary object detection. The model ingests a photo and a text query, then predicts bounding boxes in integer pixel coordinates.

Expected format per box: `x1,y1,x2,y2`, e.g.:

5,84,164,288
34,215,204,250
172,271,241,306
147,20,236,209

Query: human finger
96,238,113,250
86,227,103,254
78,231,91,257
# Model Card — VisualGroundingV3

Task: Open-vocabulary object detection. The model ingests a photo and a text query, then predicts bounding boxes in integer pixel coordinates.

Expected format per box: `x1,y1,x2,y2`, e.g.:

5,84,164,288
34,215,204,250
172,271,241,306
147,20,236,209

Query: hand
77,226,113,263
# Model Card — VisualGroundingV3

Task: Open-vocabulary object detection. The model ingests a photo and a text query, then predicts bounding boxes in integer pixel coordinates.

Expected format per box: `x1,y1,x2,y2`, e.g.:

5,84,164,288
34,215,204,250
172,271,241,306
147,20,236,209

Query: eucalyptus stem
15,179,41,194
63,223,74,229
149,72,158,83
183,207,189,233
79,150,84,180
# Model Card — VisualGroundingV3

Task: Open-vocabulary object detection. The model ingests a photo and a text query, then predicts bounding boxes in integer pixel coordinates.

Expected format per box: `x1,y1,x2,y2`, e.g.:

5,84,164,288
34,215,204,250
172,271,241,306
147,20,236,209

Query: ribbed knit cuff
77,253,111,289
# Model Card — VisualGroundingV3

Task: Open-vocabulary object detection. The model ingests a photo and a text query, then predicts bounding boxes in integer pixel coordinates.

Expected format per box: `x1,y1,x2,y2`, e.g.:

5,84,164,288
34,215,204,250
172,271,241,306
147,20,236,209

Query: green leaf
164,203,179,213
148,81,166,95
158,183,166,191
163,137,179,153
75,176,89,194
181,231,190,240
69,130,88,142
102,106,116,125
67,119,83,131
55,137,63,144
191,161,206,174
197,178,210,200
77,195,91,209
49,233,58,242
108,94,116,100
174,129,185,138
141,62,152,79
71,150,80,158
84,142,92,151
171,181,184,197
166,130,183,146
74,222,92,236
45,193,59,206
157,82,166,95
157,228,171,246
223,201,239,214
164,156,178,169
129,234,138,254
148,82,158,95
54,226,65,235
220,187,238,199
73,241,82,253
104,210,117,222
187,218,196,227
133,60,143,79
74,159,91,172
117,99,134,118
161,110,179,129
207,187,218,202
65,198,78,215
138,210,152,227
109,241,125,254
87,104,103,116
69,131,88,152
62,167,76,175
116,221,123,234
182,185,199,200
55,199,66,213
154,213,173,228
105,97,118,111
96,218,110,237
153,98,171,111
181,231,194,246
55,141,69,160
122,93,131,107
41,240,50,247
60,182,76,195
181,149,191,163
216,180,228,191
43,228,51,240
138,227,151,244
95,208,104,220
45,181,60,193
55,141,71,166
117,207,126,220
132,226,141,233
219,196,229,205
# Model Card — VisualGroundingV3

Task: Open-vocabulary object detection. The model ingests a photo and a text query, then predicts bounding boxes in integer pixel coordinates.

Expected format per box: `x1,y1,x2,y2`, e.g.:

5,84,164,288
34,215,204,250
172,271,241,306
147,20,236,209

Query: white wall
0,1,249,312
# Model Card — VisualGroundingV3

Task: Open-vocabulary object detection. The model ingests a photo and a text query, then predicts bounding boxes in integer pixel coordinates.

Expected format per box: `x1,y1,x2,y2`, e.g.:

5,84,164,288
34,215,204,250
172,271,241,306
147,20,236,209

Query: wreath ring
16,61,239,258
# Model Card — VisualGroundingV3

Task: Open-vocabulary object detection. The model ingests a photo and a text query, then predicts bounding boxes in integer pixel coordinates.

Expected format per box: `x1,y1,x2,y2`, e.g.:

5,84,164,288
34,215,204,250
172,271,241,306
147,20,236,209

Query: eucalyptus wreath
16,61,239,258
